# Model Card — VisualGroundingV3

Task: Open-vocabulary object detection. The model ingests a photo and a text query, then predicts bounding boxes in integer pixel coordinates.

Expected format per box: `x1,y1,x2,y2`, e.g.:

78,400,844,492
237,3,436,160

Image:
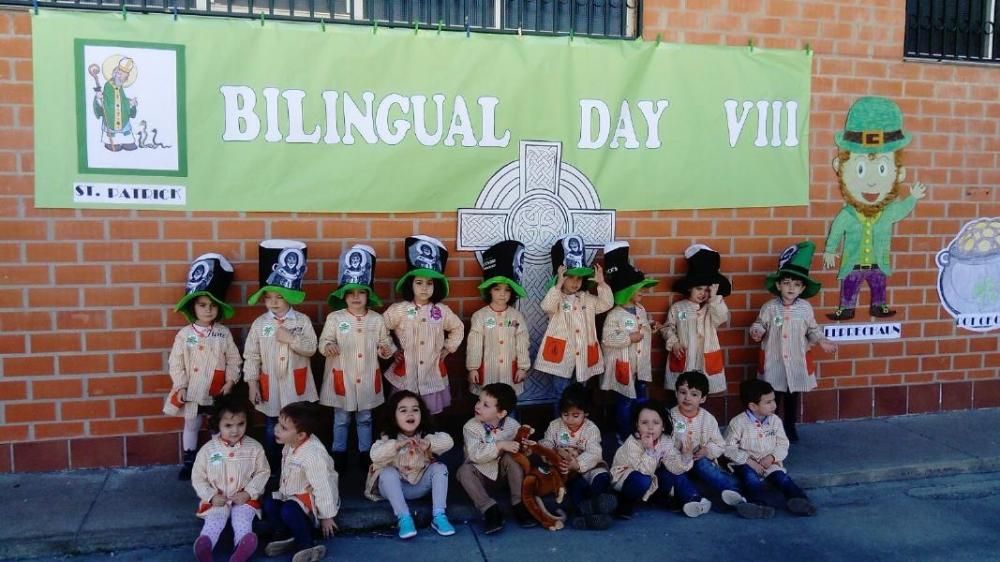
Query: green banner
33,11,812,212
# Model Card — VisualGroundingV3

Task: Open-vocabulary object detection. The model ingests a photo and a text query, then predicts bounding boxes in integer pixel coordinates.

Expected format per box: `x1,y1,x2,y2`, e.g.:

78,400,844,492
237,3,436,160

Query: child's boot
178,449,196,481
483,504,504,534
230,532,258,562
787,497,817,516
613,498,635,520
193,535,213,562
736,501,776,519
511,502,539,528
397,513,418,539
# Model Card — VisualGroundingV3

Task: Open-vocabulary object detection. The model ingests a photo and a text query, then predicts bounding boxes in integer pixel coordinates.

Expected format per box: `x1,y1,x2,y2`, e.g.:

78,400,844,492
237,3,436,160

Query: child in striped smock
319,245,396,473
384,236,465,415
244,240,319,475
750,241,837,442
600,241,658,443
466,241,531,398
191,384,268,562
365,390,456,539
264,402,339,562
164,254,242,481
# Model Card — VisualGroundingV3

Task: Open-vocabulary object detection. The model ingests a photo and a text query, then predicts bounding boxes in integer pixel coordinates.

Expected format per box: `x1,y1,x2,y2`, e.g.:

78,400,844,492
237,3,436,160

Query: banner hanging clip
437,20,443,35
517,26,522,37
373,19,378,34
321,18,326,32
414,22,419,35
569,28,574,42
172,0,178,21
121,5,127,20
33,0,38,15
655,32,661,47
747,39,754,53
804,42,812,55
464,16,470,38
260,13,265,27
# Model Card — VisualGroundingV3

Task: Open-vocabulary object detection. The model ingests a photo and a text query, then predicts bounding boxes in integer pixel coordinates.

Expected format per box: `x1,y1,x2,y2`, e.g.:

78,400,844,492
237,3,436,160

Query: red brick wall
2,1,999,472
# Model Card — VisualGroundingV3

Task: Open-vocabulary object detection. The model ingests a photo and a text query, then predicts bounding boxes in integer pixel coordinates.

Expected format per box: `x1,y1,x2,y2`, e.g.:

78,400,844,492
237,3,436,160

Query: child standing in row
662,244,732,395
366,390,457,539
190,383,268,562
319,245,396,472
245,240,319,473
535,234,614,406
751,241,837,442
384,236,465,415
600,241,658,443
165,253,242,481
466,240,531,398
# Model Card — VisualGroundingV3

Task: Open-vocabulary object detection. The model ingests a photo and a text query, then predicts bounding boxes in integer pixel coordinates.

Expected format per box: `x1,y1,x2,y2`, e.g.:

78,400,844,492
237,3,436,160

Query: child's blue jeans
263,497,314,549
688,457,741,495
565,471,611,508
263,416,280,473
615,381,648,443
619,467,700,505
333,408,373,453
732,464,808,504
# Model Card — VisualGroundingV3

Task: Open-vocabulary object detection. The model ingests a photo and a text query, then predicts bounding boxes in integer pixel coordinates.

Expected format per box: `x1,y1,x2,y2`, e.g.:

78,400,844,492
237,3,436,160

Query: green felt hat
834,96,912,154
328,244,383,309
394,235,450,298
174,253,235,323
247,240,308,305
765,241,822,299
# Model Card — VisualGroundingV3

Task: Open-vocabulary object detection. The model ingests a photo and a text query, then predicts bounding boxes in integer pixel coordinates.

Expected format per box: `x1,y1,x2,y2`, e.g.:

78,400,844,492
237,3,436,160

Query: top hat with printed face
248,239,308,305
395,235,450,297
603,241,658,306
672,243,732,297
478,240,528,299
329,244,382,309
765,240,822,299
550,233,593,278
174,253,235,322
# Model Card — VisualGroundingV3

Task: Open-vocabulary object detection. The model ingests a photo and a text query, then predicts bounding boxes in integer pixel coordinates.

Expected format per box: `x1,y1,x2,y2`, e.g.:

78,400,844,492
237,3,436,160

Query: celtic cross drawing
458,140,616,403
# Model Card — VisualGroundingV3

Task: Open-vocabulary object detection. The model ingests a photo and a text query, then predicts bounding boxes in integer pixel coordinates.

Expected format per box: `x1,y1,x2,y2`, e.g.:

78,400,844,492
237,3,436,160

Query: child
164,253,242,481
191,383,269,562
668,371,771,519
319,245,396,472
263,402,338,562
610,400,708,519
538,382,615,530
365,390,457,539
535,234,614,403
456,383,535,533
661,244,732,395
384,236,464,415
725,379,817,516
750,241,837,442
466,240,531,397
600,241,658,443
244,240,319,473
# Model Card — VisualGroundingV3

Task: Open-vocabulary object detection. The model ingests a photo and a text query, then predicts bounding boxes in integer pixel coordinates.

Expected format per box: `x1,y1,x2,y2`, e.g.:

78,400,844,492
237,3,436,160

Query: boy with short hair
667,371,773,519
725,379,817,516
456,383,536,534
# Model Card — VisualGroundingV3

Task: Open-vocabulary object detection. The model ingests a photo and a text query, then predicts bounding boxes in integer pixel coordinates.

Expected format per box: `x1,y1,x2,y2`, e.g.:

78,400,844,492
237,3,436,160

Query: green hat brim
328,284,383,309
544,274,597,292
248,286,306,306
765,271,821,300
394,269,449,298
174,291,235,323
613,279,658,306
478,276,527,299
834,131,911,154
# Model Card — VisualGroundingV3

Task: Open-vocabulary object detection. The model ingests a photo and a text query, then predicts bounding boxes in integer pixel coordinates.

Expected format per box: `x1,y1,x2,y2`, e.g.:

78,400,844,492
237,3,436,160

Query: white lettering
220,86,260,141
375,94,411,145
282,90,321,144
478,96,510,147
444,96,477,147
579,99,610,149
637,100,669,149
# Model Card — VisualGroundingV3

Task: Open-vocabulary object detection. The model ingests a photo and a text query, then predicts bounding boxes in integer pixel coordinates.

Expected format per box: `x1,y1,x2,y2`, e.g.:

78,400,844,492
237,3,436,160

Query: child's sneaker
721,490,747,506
193,535,213,562
483,505,505,534
682,498,712,518
511,502,538,528
613,499,635,520
263,537,295,557
787,497,817,516
230,532,258,562
736,502,776,519
431,513,456,536
291,545,326,562
397,514,418,539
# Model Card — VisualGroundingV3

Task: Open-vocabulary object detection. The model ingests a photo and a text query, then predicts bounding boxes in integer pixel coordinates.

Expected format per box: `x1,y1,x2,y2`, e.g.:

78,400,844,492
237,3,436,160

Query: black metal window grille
1,0,639,38
905,0,1000,63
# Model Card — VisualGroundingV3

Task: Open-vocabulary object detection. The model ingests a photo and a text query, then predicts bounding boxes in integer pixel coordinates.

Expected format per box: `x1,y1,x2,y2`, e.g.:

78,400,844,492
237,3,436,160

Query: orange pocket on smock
805,349,816,375
542,337,566,363
757,349,766,375
209,369,226,396
393,354,407,376
259,374,270,402
669,349,687,373
169,389,184,408
615,360,631,385
439,358,448,378
586,342,600,367
374,368,382,394
704,349,724,375
293,367,308,395
333,369,346,396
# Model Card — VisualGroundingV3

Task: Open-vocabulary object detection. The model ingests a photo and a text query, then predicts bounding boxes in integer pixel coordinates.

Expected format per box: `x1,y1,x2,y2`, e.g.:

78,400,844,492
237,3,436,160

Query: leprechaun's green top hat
174,253,235,323
478,240,528,299
765,240,822,299
248,239,308,305
834,96,912,154
328,244,383,309
394,235,450,298
603,241,657,306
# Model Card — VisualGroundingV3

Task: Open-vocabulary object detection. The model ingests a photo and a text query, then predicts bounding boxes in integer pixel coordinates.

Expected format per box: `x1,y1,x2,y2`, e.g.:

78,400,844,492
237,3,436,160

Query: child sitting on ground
456,383,535,534
191,383,268,562
538,382,616,530
725,379,817,516
365,390,456,539
263,402,339,562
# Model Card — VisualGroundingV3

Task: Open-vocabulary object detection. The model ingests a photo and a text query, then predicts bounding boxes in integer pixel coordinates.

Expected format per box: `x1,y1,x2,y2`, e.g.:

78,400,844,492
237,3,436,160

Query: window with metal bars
3,0,638,38
904,0,1000,63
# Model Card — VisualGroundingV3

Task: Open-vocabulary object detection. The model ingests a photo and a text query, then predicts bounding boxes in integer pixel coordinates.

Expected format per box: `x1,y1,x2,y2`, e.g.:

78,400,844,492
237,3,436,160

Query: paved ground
3,408,1000,561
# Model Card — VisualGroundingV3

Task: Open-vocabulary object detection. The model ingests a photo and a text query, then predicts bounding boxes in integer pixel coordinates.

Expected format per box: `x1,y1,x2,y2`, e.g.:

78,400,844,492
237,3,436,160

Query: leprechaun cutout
822,96,927,321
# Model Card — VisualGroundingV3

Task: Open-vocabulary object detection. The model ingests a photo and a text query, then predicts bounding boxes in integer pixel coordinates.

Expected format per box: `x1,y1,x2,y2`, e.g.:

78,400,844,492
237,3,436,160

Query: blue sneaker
397,514,418,539
431,513,456,536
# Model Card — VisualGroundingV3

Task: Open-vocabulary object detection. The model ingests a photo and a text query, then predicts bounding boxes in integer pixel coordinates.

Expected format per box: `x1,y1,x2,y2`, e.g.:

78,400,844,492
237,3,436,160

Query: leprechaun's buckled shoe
869,304,896,318
826,307,855,321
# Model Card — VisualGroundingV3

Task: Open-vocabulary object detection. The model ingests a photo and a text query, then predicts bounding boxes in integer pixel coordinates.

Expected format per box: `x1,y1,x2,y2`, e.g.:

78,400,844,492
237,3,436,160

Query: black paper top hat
551,234,593,278
478,240,528,299
248,239,308,305
329,244,382,309
174,253,235,322
765,240,821,299
672,243,732,297
395,235,450,297
603,241,658,306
